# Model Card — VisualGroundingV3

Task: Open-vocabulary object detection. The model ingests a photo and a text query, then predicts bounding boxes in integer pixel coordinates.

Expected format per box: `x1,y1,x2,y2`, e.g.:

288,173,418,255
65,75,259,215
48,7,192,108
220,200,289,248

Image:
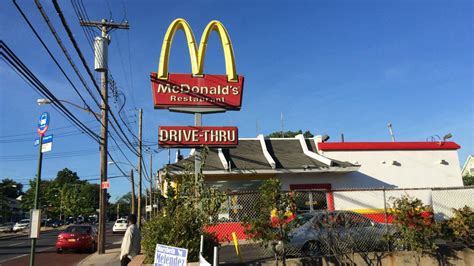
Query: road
0,223,123,266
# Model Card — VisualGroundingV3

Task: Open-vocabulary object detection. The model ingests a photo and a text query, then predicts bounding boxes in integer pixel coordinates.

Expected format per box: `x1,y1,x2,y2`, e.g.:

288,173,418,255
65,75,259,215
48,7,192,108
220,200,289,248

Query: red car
56,225,97,253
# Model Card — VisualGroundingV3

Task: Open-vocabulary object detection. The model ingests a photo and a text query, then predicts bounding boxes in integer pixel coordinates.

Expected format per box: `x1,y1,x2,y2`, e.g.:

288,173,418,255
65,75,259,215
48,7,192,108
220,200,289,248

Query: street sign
101,181,110,189
154,243,188,266
146,205,152,212
159,126,238,148
37,112,50,136
34,134,53,153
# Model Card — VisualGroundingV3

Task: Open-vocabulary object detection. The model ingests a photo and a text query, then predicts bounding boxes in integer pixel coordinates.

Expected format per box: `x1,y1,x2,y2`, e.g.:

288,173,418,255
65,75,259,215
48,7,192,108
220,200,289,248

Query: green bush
141,148,223,263
391,195,437,253
142,207,218,263
446,206,474,245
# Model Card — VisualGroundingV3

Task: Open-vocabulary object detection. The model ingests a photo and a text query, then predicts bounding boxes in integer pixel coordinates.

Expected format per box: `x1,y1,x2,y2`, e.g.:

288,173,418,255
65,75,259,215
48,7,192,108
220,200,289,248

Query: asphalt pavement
0,223,123,266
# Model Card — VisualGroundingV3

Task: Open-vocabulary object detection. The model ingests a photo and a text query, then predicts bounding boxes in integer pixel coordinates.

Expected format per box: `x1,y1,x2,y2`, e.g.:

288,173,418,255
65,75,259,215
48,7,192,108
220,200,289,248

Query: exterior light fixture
37,98,52,105
443,133,453,142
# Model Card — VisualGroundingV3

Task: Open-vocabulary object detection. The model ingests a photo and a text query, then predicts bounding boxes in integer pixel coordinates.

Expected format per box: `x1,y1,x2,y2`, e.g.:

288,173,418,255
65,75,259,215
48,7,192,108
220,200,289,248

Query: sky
0,0,472,201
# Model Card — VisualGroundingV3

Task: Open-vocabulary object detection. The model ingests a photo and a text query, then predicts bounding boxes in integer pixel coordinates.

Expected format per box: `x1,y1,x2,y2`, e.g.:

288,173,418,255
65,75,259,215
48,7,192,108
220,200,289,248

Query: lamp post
37,98,100,118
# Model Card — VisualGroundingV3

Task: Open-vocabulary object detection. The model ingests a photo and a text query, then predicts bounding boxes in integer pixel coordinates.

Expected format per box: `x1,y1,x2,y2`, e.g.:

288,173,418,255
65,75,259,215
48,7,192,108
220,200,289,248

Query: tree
462,174,474,186
21,168,103,221
243,178,297,266
0,179,23,199
266,130,314,138
55,168,80,186
0,178,23,222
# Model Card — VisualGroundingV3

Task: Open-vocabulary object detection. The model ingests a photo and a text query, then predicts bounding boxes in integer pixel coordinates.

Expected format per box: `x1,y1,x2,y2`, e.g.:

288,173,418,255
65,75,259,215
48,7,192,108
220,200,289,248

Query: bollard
231,232,243,262
213,246,219,266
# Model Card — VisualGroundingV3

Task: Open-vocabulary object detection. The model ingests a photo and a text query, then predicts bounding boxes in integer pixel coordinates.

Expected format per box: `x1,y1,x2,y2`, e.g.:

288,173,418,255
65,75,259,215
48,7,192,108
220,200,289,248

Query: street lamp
108,161,137,171
37,98,100,118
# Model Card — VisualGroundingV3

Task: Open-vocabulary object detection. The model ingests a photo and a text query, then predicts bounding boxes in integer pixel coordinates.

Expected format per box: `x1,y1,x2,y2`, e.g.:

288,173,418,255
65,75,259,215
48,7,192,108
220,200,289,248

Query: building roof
317,141,461,151
166,136,358,174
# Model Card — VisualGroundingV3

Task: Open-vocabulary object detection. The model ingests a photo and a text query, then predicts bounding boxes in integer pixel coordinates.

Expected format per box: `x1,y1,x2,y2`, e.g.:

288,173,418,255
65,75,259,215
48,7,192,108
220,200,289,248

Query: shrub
243,178,298,265
141,207,218,263
390,195,437,253
141,148,223,263
446,206,474,245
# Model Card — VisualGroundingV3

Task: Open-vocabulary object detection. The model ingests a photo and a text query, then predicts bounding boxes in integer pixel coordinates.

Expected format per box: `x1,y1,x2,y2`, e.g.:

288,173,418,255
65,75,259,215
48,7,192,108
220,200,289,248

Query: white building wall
320,150,463,188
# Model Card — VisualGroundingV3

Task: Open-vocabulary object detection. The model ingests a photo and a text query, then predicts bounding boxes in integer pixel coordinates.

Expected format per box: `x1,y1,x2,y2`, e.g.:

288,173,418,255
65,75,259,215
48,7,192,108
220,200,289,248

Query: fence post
383,186,390,252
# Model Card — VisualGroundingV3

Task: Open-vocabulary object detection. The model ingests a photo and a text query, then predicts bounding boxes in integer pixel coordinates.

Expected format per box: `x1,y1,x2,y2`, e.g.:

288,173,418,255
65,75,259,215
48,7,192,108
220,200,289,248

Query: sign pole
194,113,202,199
29,133,43,266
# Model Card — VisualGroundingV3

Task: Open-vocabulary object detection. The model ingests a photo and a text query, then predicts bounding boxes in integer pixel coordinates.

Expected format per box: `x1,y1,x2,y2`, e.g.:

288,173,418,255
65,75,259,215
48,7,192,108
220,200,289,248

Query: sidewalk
78,247,121,266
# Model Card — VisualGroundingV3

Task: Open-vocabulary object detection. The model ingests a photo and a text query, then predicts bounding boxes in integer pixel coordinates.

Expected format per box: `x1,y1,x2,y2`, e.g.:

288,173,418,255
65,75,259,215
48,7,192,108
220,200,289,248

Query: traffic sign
101,181,110,189
34,135,53,153
37,112,50,136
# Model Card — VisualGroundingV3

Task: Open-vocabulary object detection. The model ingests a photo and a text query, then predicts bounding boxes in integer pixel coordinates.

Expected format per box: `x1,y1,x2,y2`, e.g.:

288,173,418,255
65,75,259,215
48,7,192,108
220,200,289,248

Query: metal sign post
30,112,49,266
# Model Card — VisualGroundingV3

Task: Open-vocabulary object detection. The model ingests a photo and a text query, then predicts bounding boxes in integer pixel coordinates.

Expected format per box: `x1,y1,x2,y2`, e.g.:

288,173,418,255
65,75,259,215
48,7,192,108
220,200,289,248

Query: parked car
55,225,97,253
13,219,30,232
0,223,14,232
112,218,127,234
46,219,63,228
275,210,399,257
65,217,75,225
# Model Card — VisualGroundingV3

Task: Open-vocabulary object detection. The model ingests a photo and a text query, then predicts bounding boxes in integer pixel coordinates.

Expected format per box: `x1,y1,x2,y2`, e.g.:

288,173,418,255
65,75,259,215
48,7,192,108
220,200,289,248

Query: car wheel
56,248,63,254
302,240,322,258
89,242,96,253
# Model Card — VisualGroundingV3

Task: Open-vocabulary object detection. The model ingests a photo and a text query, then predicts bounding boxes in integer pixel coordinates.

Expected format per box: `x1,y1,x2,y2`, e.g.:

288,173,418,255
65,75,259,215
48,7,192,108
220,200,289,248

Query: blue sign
37,112,50,135
34,135,53,146
154,244,187,266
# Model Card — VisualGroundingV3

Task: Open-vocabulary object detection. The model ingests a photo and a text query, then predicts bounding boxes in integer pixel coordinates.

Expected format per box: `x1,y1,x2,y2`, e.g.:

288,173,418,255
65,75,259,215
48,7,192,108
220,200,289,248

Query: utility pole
149,154,153,217
80,18,129,255
130,169,136,215
137,108,143,228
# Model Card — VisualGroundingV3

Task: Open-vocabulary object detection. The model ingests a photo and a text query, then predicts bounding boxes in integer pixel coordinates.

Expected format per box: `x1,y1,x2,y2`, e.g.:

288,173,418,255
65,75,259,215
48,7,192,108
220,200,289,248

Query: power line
52,1,140,158
0,41,99,141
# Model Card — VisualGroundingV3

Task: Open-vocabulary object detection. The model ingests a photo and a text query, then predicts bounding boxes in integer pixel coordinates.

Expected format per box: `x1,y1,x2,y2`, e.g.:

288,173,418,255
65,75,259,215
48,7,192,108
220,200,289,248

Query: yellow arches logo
157,18,238,82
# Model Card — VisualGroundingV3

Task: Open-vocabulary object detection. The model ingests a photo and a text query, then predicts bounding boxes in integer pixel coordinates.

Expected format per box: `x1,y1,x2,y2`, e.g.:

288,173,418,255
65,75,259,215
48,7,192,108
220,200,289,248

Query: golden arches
157,18,238,82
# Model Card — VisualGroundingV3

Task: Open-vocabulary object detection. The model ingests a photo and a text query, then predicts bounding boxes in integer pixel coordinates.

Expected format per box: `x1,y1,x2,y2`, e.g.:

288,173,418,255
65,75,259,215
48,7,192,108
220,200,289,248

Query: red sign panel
151,73,244,110
101,181,110,189
159,126,238,147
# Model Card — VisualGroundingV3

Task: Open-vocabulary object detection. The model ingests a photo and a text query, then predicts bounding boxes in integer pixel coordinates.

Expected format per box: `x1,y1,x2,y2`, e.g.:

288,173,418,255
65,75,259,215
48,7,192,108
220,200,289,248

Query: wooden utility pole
130,169,136,215
149,154,153,217
137,108,143,228
80,19,129,255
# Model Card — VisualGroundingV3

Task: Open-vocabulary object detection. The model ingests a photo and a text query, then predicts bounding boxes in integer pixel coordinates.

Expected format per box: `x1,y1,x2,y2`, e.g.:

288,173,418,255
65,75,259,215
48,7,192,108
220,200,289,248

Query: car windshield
116,220,127,224
19,220,29,223
65,226,91,234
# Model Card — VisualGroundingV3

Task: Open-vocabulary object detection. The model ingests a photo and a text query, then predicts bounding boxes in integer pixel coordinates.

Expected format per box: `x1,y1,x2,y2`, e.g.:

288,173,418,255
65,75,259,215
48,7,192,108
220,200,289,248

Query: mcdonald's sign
151,19,244,112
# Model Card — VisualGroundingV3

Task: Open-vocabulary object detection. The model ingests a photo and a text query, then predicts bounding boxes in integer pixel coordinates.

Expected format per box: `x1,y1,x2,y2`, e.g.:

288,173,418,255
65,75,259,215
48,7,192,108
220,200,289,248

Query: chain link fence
208,186,474,264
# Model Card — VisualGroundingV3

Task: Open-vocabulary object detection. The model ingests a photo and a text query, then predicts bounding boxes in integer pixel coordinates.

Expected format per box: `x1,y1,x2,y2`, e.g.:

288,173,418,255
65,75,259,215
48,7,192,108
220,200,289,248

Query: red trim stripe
318,142,460,151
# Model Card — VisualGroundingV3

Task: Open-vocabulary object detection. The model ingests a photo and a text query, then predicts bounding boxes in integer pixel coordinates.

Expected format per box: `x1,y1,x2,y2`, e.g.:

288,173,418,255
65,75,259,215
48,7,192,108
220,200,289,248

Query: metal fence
209,186,474,264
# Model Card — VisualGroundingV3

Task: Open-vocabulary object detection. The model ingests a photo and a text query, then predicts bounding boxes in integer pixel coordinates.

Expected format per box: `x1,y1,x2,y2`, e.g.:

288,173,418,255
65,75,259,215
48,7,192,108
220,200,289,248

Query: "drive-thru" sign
159,126,238,147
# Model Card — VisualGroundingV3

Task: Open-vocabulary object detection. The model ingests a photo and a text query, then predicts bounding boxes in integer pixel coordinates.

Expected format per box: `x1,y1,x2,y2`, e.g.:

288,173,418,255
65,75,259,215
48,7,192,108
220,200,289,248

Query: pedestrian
120,214,141,266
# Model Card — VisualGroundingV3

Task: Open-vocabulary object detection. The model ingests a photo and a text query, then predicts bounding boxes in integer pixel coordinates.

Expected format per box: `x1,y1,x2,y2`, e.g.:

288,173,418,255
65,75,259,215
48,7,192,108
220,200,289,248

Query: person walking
120,214,141,266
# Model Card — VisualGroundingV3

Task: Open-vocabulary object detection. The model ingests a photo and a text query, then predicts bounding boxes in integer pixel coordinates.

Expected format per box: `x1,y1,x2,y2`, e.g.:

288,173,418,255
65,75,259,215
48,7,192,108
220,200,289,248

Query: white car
13,219,30,232
112,219,127,234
